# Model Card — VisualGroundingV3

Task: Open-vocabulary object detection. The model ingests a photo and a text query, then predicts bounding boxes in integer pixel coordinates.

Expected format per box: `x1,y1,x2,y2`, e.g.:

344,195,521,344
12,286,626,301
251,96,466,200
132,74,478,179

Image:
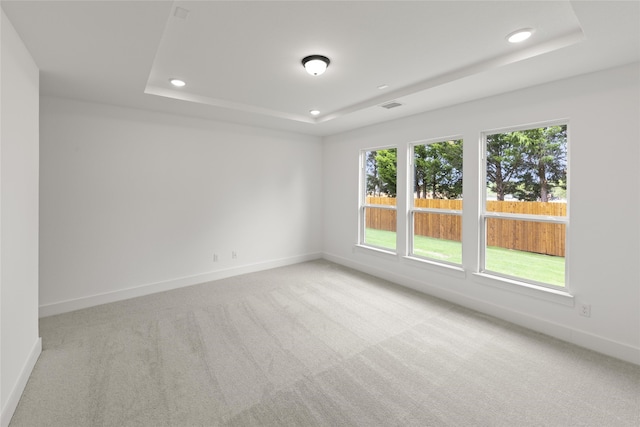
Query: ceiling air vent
174,6,190,19
380,101,403,109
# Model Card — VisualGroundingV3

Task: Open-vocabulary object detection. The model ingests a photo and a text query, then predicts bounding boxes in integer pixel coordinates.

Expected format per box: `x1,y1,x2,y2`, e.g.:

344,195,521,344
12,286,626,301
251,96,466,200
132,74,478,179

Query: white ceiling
2,1,639,136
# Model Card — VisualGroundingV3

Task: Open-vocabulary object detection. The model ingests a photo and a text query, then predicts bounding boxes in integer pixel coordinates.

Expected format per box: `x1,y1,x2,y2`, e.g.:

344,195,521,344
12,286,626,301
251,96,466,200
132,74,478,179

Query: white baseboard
39,252,322,318
322,252,640,366
1,337,42,427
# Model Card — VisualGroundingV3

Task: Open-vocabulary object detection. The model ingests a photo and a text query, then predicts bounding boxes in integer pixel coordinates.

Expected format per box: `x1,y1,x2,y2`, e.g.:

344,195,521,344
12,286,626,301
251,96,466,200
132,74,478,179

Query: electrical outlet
579,303,591,317
213,253,218,262
232,250,237,259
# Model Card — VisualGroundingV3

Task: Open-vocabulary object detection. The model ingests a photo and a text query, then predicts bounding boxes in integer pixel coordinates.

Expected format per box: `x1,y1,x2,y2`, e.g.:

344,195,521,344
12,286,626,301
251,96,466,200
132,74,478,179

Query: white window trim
480,120,570,292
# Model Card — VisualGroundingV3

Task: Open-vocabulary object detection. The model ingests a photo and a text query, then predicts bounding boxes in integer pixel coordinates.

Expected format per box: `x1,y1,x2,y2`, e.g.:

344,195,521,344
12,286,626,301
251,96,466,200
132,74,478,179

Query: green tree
513,126,567,202
365,150,382,196
375,149,397,197
414,140,463,199
486,126,567,202
486,133,525,201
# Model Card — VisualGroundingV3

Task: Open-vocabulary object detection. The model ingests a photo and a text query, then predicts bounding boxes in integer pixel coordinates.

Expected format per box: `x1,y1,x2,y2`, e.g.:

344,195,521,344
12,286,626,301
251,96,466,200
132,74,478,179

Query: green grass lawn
365,228,565,287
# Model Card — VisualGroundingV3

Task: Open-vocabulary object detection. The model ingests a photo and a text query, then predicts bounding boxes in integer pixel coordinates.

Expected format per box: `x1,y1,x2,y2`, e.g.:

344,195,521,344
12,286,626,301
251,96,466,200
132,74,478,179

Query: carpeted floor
10,260,640,426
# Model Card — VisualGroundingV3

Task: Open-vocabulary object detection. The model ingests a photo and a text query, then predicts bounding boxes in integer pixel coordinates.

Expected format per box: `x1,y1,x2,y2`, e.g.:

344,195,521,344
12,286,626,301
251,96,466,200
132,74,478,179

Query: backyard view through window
362,148,397,251
483,124,568,287
359,124,567,289
411,139,463,264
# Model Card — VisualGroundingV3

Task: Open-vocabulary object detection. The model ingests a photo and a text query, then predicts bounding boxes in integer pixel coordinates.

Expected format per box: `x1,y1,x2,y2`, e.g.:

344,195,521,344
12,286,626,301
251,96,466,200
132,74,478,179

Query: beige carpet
10,260,640,426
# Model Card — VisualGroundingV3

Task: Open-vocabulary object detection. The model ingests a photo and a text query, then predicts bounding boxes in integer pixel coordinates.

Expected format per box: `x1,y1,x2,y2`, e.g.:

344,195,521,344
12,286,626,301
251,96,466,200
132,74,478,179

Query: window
482,123,568,288
360,148,397,252
409,138,463,265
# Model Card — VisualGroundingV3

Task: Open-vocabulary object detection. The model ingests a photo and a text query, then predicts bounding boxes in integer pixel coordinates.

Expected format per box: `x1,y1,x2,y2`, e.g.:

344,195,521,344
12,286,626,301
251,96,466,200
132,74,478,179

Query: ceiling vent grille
174,7,190,19
380,101,403,109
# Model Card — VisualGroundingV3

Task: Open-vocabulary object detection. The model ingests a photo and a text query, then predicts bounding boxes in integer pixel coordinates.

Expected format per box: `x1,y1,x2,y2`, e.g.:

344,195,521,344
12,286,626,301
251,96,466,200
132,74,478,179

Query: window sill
472,272,574,306
403,256,467,279
353,244,399,259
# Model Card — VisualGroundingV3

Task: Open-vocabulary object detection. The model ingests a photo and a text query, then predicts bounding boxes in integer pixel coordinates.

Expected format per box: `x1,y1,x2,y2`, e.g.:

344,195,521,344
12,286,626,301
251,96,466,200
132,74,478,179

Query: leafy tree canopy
487,125,566,202
414,140,463,199
364,125,566,204
376,149,397,197
365,149,397,197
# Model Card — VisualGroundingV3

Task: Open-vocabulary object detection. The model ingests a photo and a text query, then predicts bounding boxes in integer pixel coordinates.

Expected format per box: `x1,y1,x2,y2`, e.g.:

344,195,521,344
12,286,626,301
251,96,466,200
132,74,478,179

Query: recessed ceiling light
170,78,186,87
302,55,330,76
377,84,389,90
310,110,320,116
506,28,534,43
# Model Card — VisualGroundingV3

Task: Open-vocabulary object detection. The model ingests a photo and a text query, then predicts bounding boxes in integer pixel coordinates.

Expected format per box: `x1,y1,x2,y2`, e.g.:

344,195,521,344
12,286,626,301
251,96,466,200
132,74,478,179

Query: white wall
39,97,323,315
0,9,41,427
323,63,640,365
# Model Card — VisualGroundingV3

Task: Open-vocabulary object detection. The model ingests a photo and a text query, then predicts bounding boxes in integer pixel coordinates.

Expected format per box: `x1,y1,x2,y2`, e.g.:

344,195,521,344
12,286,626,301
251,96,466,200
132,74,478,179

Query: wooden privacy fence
365,197,566,257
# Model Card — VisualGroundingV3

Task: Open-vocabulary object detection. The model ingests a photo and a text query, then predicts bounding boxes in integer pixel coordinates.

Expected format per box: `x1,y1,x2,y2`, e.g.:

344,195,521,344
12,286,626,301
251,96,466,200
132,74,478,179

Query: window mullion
413,207,462,216
363,204,397,211
483,211,567,224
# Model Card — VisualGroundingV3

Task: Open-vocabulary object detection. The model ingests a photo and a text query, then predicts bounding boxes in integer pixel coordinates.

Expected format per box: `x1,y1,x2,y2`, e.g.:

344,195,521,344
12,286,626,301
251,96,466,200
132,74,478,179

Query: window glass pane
413,139,463,206
365,148,397,198
485,125,567,212
486,200,566,216
412,212,461,263
485,217,566,287
364,207,396,250
363,148,397,251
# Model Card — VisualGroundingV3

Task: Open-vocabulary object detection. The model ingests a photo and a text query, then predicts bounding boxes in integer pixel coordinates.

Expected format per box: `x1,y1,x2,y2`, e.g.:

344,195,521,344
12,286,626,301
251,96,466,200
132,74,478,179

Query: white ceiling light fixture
309,109,320,116
506,28,534,43
169,78,186,87
302,55,330,76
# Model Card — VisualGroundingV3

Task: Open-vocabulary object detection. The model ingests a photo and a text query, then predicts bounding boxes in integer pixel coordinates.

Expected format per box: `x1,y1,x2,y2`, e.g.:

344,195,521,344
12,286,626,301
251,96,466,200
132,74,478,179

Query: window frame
480,120,570,291
359,146,398,253
408,136,464,267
